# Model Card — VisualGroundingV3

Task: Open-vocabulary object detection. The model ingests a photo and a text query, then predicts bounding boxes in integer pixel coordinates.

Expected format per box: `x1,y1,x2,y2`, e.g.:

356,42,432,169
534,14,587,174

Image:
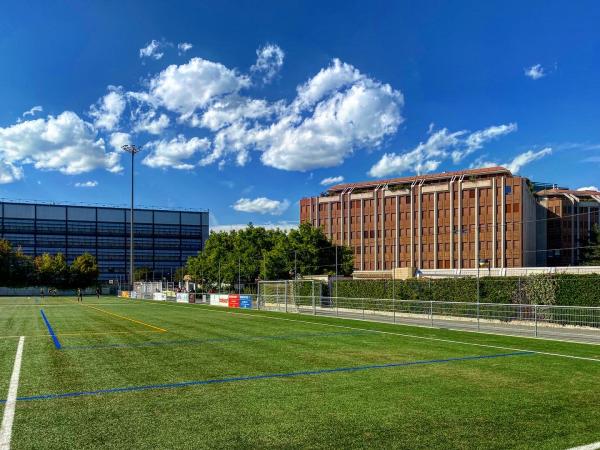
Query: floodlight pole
122,144,142,289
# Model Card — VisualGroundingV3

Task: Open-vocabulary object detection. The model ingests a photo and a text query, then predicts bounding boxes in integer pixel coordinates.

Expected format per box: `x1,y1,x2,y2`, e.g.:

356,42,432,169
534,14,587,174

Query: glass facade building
0,201,209,282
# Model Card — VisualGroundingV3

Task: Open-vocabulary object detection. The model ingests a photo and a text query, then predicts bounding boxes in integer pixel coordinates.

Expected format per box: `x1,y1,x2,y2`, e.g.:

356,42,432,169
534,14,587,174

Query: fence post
430,300,434,327
362,297,365,319
312,284,316,315
393,297,396,324
285,281,288,313
534,304,538,337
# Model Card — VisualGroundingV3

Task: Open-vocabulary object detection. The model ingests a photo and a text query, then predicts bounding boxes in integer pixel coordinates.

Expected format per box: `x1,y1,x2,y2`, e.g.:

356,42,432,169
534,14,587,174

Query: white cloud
0,111,122,179
469,148,552,174
0,161,24,184
109,132,131,151
22,105,43,118
368,123,517,178
505,147,552,173
195,60,403,171
121,56,403,172
89,86,126,131
197,95,277,131
251,44,285,83
177,42,193,54
320,175,344,186
232,197,290,215
368,128,462,177
525,64,545,80
452,123,517,163
578,186,599,192
369,152,441,177
294,59,363,109
75,180,98,188
468,157,497,170
8,52,409,179
146,57,250,121
256,77,404,171
132,110,170,135
142,135,211,169
139,40,166,60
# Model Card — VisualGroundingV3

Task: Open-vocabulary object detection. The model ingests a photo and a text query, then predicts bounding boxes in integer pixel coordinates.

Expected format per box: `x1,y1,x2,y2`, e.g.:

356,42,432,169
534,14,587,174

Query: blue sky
1,0,599,230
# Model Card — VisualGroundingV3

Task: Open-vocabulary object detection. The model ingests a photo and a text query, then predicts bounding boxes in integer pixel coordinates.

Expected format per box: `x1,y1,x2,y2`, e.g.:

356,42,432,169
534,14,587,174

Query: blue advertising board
239,295,253,309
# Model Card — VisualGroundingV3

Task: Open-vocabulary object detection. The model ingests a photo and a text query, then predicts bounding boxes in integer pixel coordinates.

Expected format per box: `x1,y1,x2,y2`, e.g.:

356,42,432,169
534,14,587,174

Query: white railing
353,266,600,279
250,293,599,344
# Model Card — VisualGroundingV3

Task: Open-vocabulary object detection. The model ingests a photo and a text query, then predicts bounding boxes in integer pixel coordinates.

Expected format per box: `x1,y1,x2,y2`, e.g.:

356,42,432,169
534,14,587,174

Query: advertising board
228,294,240,308
240,295,253,309
210,294,230,307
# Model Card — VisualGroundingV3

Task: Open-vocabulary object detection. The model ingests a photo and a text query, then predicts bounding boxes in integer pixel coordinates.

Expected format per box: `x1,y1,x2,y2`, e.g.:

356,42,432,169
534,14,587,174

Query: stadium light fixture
122,144,143,288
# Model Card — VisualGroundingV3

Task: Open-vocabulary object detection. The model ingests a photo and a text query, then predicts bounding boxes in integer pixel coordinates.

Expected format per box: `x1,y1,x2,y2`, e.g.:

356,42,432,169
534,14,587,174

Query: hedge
331,274,600,307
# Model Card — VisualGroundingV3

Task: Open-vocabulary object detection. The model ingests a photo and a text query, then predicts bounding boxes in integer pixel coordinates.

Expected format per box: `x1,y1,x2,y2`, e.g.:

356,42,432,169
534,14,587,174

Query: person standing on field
96,287,100,299
77,288,83,303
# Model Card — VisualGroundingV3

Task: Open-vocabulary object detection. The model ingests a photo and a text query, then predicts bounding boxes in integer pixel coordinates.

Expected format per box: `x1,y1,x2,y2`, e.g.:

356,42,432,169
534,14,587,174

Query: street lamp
121,144,142,289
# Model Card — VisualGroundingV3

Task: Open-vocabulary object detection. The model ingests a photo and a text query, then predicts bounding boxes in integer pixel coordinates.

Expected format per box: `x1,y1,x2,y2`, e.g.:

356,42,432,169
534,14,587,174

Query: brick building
536,188,600,266
300,167,600,272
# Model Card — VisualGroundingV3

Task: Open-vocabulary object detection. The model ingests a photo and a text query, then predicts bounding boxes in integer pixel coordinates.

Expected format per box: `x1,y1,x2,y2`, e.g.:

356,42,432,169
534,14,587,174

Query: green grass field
1,295,599,449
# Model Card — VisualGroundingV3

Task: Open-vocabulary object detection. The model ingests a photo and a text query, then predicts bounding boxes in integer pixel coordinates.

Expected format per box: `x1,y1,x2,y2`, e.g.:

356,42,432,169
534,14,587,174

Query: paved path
261,304,600,345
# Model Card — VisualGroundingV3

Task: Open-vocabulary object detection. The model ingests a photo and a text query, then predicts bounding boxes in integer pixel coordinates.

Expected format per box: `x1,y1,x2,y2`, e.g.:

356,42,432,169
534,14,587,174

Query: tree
12,247,35,287
580,224,600,265
187,224,286,290
186,223,355,290
0,240,34,287
134,266,152,282
260,234,291,280
174,266,187,282
70,253,99,288
0,240,15,286
34,253,69,288
286,222,354,277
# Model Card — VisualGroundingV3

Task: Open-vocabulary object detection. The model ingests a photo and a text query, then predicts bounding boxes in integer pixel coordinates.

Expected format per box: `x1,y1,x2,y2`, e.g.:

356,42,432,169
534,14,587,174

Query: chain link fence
250,292,599,344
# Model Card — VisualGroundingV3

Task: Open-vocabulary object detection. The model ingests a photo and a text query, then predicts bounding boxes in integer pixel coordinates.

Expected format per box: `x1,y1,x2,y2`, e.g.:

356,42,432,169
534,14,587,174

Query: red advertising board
228,294,240,308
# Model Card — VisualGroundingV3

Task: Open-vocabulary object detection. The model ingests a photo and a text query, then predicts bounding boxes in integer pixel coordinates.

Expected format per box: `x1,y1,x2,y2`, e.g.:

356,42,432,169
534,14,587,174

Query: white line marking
0,336,25,450
133,299,600,346
139,300,600,362
567,442,600,450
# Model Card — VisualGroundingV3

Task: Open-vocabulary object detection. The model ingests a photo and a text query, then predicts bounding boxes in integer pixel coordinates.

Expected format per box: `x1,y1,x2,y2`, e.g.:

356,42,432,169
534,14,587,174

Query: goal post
257,280,321,314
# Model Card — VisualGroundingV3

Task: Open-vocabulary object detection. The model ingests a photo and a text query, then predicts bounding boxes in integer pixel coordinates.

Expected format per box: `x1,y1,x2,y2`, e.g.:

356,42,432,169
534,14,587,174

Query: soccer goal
257,280,321,314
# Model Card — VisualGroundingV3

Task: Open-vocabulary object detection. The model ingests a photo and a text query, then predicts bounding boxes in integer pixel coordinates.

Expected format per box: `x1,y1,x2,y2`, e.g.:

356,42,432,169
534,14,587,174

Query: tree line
185,222,353,290
0,240,99,288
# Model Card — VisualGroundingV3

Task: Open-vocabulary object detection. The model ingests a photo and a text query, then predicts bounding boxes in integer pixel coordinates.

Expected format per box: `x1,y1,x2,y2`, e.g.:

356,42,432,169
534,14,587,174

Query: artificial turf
0,295,598,449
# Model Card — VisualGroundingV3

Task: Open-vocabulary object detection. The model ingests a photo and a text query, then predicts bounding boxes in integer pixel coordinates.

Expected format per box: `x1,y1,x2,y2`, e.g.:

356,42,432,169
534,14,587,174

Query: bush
332,274,600,307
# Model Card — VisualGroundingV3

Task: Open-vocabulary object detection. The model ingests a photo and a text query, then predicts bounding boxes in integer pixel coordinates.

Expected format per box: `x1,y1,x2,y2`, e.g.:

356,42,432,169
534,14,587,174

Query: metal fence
251,293,599,344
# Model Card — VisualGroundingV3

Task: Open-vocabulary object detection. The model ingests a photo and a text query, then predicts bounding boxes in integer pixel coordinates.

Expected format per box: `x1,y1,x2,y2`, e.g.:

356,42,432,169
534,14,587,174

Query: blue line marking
61,330,368,351
0,351,533,403
40,309,62,350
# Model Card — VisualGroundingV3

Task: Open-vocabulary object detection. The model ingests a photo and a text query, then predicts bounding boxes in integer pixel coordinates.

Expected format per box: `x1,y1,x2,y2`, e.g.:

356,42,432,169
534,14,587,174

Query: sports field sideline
0,295,598,449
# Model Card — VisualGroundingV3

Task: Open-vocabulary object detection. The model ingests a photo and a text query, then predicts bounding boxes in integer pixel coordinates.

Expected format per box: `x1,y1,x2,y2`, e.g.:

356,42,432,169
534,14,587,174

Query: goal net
257,280,321,313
